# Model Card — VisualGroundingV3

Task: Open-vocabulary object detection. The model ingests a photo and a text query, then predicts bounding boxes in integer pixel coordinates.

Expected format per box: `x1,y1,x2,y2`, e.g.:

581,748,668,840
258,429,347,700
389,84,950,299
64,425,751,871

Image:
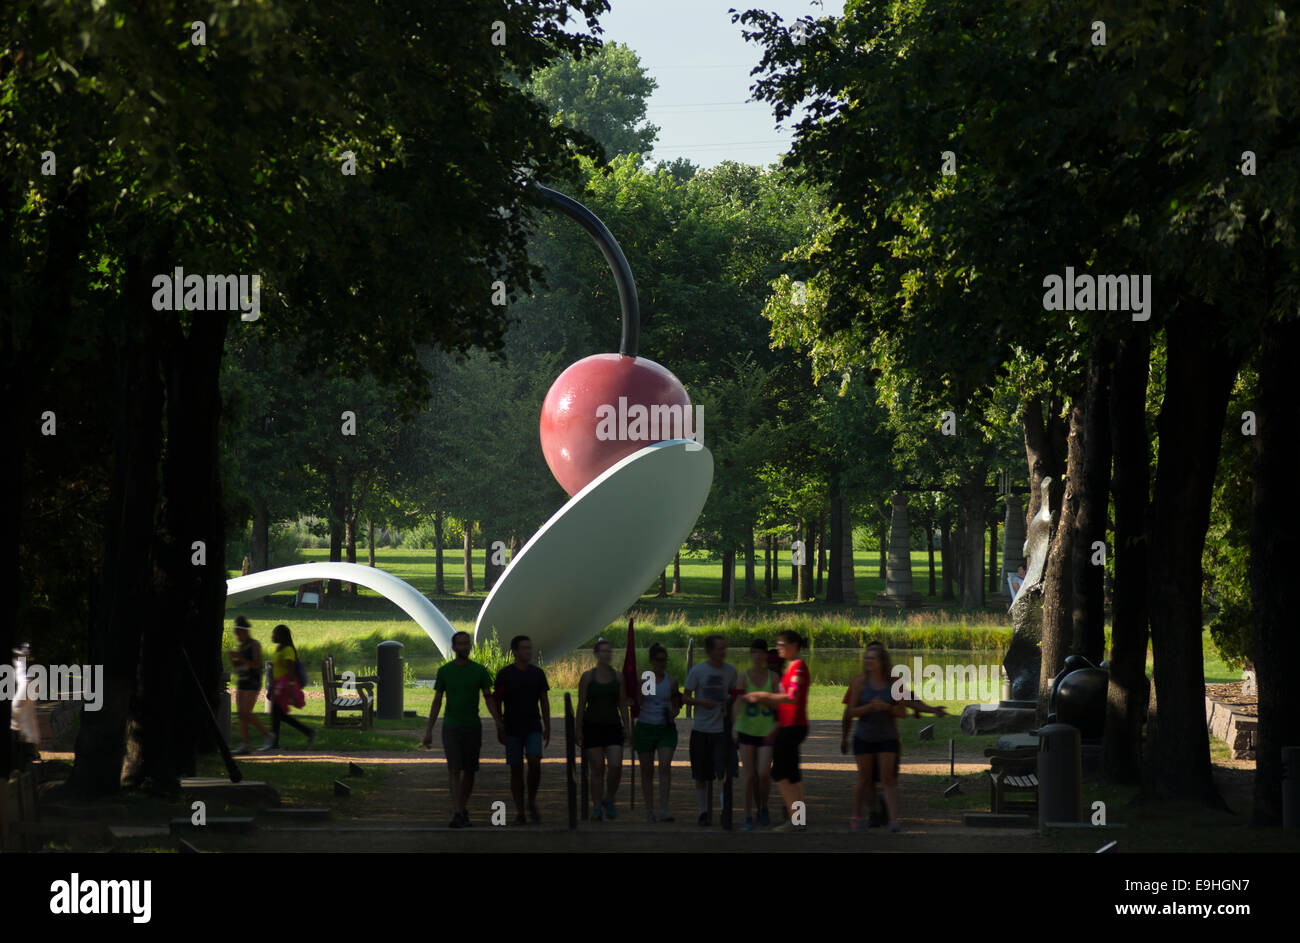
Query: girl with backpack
260,624,316,751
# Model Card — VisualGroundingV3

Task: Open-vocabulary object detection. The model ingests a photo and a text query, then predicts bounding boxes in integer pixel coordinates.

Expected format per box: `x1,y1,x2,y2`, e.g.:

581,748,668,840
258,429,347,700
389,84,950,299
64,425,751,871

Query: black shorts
771,725,807,783
690,730,737,780
736,731,770,747
442,724,482,772
853,737,900,756
582,722,624,749
236,679,262,693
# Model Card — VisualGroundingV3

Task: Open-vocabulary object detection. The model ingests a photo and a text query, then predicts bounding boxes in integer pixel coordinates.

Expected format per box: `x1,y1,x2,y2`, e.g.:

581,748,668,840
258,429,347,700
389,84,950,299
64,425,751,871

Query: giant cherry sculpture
534,184,693,496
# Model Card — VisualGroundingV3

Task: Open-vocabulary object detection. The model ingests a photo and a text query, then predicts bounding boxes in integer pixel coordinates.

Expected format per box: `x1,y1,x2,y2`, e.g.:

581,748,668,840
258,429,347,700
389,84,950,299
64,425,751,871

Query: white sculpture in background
224,440,713,659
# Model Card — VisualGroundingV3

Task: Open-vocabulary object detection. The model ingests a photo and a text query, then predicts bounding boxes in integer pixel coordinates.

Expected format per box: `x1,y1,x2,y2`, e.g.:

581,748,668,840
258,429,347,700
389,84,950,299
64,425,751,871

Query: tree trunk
764,535,772,599
720,548,734,604
1072,341,1113,665
328,484,345,598
1103,330,1150,784
988,520,999,593
959,477,987,609
126,311,230,791
673,551,681,594
250,497,270,572
939,514,954,601
463,522,474,593
345,505,358,595
368,518,375,567
484,532,502,591
926,517,936,597
828,483,844,605
434,509,445,595
69,283,166,797
1039,402,1081,717
797,521,812,602
744,523,757,599
877,522,887,581
68,237,169,797
1145,304,1236,807
815,513,825,595
1251,314,1300,823
840,500,857,604
658,569,668,597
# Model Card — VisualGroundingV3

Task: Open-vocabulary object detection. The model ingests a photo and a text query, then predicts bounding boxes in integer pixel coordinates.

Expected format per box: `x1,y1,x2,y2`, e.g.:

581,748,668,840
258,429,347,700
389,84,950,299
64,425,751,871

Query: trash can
1038,722,1082,829
1284,746,1300,830
377,640,404,721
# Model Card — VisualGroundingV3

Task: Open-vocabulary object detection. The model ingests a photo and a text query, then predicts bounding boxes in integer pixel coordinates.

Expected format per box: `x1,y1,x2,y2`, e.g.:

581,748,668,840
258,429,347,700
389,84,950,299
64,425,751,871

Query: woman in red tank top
743,630,809,830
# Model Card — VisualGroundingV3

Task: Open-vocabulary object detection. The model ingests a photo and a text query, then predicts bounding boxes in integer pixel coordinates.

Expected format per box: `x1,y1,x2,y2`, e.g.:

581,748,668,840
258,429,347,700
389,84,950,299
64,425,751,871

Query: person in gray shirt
683,634,738,826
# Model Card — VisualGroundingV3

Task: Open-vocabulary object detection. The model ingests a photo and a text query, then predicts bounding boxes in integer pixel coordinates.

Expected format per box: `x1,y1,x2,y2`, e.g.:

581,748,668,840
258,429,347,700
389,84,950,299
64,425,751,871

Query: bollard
376,640,404,721
565,693,577,829
1284,746,1300,830
1038,723,1083,829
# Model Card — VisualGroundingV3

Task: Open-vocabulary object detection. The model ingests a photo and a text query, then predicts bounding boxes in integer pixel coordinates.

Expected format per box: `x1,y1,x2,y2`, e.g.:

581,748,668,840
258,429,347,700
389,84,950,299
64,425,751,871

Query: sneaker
461,813,472,827
233,743,250,756
603,798,617,820
257,740,277,752
528,804,541,824
850,817,866,832
742,816,754,831
591,804,603,822
514,812,528,825
646,809,657,823
773,819,807,832
697,812,710,827
449,814,465,829
659,809,674,822
889,821,902,833
757,808,770,827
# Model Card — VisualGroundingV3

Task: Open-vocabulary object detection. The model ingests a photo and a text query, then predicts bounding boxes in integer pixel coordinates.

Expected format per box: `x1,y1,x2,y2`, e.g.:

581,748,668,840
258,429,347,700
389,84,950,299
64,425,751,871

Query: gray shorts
442,724,482,772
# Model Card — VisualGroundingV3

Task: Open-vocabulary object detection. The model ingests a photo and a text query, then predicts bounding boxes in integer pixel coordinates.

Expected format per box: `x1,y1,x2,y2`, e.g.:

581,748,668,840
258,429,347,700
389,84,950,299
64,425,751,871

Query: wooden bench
985,746,1038,813
322,655,375,730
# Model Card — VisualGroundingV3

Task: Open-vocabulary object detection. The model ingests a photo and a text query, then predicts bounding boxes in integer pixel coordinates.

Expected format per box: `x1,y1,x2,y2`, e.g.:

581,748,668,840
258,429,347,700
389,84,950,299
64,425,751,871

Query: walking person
683,634,738,826
260,624,315,751
634,643,682,823
841,641,947,831
576,639,632,821
422,631,503,828
494,635,551,825
228,616,268,755
734,638,778,830
742,630,808,830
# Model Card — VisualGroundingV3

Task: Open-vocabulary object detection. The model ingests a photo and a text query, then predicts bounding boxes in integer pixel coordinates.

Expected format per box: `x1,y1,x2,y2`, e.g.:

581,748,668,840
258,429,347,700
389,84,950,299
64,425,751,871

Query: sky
579,0,846,169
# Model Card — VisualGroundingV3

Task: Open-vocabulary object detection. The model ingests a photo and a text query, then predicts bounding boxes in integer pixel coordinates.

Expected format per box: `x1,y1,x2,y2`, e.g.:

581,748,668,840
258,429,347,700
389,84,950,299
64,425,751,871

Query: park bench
295,580,324,609
322,655,375,730
984,746,1038,814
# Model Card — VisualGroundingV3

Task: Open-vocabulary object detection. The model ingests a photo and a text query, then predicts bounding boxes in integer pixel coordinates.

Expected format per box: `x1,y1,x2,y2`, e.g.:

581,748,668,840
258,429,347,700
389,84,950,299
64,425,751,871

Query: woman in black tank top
229,618,269,754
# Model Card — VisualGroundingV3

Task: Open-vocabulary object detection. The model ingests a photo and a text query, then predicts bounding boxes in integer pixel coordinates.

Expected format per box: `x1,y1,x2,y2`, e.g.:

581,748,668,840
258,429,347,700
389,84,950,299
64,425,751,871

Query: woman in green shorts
735,638,779,830
634,643,682,823
576,639,631,821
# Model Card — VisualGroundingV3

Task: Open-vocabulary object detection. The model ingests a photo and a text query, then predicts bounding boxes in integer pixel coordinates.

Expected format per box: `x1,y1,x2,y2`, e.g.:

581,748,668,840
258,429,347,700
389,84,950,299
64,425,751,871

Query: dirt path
217,721,1048,852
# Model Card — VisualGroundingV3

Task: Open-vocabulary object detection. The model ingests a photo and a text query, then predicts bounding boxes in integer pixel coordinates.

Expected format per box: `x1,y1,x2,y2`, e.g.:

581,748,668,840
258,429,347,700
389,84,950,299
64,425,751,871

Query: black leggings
271,702,311,741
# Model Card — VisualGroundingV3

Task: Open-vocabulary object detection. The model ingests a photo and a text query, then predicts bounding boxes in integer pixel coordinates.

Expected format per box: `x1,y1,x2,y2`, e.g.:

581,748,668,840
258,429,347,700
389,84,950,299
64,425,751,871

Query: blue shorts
505,731,543,765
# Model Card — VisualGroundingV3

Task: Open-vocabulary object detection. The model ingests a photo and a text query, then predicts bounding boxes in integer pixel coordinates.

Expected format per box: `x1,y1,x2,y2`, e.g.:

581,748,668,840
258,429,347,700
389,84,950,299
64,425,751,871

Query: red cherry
540,353,692,496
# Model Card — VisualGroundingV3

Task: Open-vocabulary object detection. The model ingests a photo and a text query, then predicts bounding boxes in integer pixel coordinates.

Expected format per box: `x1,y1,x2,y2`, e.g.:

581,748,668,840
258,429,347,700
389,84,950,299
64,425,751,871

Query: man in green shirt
422,631,503,828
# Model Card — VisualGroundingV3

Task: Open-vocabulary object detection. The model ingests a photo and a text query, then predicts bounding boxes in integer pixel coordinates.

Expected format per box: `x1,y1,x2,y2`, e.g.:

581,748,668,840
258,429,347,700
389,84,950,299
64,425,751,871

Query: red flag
621,617,639,719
